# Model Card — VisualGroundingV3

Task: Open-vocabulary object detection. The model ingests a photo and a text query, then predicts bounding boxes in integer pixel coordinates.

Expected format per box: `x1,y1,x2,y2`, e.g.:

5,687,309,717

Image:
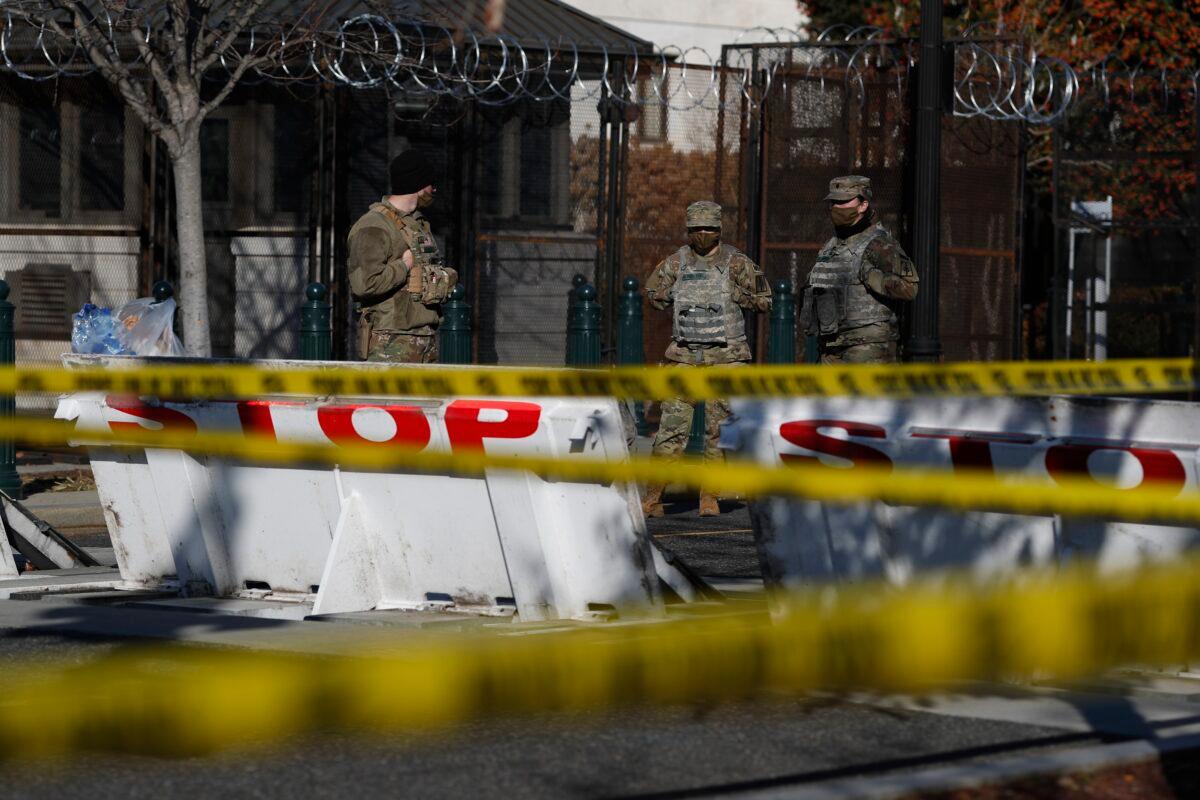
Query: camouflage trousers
819,340,897,365
650,363,734,462
364,330,438,364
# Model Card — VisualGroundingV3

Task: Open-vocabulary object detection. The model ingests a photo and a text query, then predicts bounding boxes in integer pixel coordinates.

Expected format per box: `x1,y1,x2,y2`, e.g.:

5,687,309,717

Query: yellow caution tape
2,557,1200,759
2,356,1197,400
4,414,1200,524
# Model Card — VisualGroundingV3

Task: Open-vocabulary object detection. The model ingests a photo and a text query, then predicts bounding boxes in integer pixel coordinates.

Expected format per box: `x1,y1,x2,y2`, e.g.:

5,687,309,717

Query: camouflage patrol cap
685,200,722,229
824,175,873,202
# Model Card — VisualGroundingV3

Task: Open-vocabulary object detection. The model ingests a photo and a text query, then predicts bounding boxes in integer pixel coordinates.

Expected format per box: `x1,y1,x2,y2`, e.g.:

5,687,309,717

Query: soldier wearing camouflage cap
799,175,918,364
641,200,772,518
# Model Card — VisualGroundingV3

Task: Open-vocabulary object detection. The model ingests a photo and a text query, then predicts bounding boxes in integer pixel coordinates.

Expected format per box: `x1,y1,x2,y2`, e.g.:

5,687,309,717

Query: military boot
699,492,721,517
641,485,666,518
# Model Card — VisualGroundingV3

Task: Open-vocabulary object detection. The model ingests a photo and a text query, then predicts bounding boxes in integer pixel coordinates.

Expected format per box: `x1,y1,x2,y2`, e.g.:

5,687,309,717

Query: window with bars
478,99,571,227
1,80,140,226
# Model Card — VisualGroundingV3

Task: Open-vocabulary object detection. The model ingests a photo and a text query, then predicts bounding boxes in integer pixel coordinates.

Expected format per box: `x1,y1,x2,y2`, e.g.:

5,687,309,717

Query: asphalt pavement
0,632,1089,800
6,475,1200,798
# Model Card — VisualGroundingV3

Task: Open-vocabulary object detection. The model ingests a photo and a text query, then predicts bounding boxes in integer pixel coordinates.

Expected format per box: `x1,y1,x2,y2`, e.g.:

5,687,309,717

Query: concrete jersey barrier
56,355,695,622
725,394,1200,590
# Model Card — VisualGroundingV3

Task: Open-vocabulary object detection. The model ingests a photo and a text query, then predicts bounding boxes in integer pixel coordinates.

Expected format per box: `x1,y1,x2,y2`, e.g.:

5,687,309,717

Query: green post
299,282,332,361
152,280,173,303
684,402,706,456
767,279,796,364
0,280,21,498
616,276,650,435
567,282,602,366
439,284,472,364
805,334,820,364
569,273,587,307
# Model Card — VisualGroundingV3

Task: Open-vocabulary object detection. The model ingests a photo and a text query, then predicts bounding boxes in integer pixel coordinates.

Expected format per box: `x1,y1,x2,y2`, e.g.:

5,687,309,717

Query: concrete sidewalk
20,488,107,538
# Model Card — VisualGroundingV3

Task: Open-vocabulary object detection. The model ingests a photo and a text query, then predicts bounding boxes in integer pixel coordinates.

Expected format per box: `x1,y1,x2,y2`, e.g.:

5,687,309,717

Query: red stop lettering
778,419,892,472
237,400,278,440
909,431,1039,474
1045,444,1186,494
317,404,431,449
106,395,197,436
445,400,541,452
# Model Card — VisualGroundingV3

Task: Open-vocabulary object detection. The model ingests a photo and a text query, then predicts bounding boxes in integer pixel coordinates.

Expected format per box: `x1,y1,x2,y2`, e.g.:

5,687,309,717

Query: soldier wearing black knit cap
347,150,458,363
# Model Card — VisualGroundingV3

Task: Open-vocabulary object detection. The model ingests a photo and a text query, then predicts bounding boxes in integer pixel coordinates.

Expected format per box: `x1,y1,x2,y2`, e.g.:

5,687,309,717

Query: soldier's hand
863,267,887,295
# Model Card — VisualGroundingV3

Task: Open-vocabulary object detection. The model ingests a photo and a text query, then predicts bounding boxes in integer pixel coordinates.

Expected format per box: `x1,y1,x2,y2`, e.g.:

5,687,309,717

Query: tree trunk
170,127,212,357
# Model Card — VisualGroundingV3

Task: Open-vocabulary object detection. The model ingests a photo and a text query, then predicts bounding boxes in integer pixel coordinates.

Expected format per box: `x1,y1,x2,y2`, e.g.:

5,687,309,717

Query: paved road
6,486,1200,798
646,496,760,582
0,632,1089,800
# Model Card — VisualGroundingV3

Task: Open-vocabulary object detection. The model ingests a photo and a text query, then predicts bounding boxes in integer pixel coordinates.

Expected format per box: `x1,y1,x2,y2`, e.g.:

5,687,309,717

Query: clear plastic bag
70,304,129,355
115,297,184,357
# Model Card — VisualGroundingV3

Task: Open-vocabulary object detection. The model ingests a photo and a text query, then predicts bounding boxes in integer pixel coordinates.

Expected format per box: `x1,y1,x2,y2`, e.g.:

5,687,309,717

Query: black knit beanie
389,150,435,195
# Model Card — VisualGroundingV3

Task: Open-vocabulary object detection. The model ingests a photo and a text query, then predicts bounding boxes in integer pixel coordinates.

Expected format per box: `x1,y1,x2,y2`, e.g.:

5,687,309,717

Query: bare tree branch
195,0,259,69
198,50,265,118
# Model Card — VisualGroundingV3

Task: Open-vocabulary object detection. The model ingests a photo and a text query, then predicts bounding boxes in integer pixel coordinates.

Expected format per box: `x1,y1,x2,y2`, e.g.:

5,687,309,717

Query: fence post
569,273,587,308
0,280,20,498
567,282,602,366
767,279,795,364
439,284,472,365
684,402,707,456
299,282,332,361
617,276,650,434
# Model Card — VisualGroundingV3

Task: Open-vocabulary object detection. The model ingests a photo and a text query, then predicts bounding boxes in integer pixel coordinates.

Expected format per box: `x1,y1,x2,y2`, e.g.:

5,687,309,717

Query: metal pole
616,276,649,434
767,279,796,364
567,282,602,366
439,284,473,365
152,280,174,304
299,282,332,361
906,0,944,362
0,280,20,499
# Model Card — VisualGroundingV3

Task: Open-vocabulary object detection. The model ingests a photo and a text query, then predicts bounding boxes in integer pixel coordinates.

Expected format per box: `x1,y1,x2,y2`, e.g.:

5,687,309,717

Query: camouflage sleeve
861,237,919,301
644,257,678,311
348,226,409,300
729,254,773,312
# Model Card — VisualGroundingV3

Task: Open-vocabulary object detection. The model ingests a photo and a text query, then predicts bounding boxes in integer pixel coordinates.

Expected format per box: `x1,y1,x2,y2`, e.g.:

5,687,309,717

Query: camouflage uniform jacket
807,223,918,348
645,243,772,365
347,198,458,334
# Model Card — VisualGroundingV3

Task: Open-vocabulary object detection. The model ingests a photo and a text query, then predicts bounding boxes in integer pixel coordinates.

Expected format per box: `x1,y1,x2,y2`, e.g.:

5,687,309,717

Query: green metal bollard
152,280,174,303
684,401,706,456
616,276,650,435
0,280,20,498
439,284,472,365
767,279,796,364
567,282,602,366
805,334,819,364
299,282,332,361
569,273,587,307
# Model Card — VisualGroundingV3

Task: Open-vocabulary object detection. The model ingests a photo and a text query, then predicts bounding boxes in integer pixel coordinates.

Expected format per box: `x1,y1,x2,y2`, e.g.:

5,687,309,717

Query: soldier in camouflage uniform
799,176,918,364
348,150,458,363
642,201,772,518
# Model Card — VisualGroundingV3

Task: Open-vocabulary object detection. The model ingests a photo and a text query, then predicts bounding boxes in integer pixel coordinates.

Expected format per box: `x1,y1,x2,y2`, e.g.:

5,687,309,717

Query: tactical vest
372,201,444,277
671,244,746,346
800,224,896,336
348,200,446,333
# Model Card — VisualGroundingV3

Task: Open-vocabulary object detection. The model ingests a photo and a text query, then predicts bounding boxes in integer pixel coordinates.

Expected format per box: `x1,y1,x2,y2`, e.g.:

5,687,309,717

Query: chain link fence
1046,92,1200,362
0,39,1030,379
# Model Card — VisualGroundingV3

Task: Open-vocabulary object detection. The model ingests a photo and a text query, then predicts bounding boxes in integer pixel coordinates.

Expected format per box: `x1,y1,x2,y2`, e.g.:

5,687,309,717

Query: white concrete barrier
57,356,692,621
725,395,1200,590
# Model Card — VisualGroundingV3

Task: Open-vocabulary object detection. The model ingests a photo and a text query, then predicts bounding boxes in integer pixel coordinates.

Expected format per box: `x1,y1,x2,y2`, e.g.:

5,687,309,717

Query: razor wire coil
0,4,1196,124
